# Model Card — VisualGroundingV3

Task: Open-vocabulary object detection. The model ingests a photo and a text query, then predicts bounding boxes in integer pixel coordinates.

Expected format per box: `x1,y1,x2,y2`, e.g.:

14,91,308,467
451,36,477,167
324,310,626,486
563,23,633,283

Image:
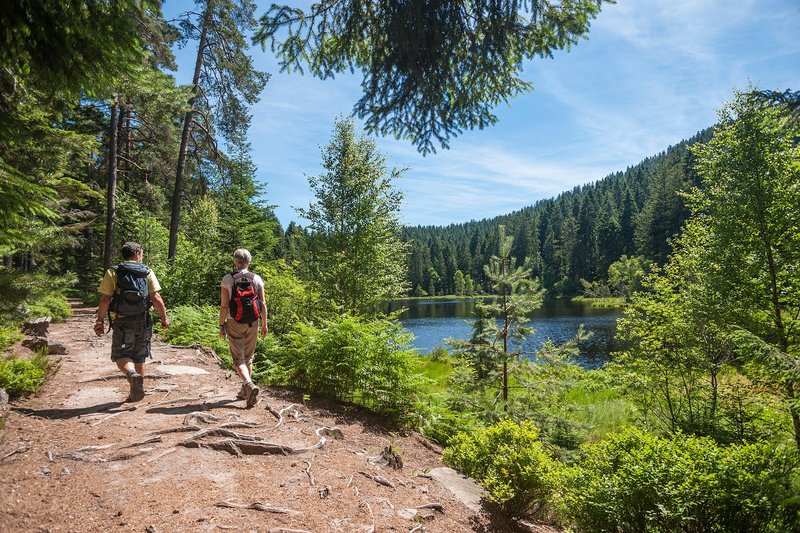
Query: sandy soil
0,302,560,533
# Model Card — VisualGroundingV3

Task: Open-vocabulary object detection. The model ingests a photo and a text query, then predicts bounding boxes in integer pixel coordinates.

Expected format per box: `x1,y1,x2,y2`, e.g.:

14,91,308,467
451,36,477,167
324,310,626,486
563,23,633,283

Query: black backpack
229,271,261,325
110,262,153,316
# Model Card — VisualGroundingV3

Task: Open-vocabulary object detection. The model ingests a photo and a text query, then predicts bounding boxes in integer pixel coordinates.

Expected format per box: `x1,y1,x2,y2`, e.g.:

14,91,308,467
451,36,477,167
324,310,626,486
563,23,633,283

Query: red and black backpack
229,271,261,325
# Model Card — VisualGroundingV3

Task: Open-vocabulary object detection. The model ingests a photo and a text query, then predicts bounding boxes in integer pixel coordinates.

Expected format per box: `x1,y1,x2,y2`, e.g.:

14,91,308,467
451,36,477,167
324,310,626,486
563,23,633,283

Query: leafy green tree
255,0,609,154
299,118,408,315
607,255,651,300
615,92,800,447
688,91,800,447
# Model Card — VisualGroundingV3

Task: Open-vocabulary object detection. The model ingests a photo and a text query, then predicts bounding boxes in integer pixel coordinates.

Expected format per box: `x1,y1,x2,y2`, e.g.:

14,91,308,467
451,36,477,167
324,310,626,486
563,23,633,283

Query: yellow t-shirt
98,262,161,296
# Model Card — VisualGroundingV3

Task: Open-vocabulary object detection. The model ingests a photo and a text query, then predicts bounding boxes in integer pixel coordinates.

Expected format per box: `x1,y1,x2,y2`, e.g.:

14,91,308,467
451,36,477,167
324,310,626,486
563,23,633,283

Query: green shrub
418,406,480,447
26,293,72,321
0,354,48,398
443,420,564,521
251,333,290,385
565,428,800,532
285,314,421,417
159,305,232,368
0,325,23,352
1,268,75,323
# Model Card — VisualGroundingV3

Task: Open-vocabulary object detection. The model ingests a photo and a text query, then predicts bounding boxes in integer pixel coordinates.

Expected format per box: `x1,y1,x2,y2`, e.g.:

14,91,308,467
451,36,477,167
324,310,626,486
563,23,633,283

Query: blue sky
165,0,800,228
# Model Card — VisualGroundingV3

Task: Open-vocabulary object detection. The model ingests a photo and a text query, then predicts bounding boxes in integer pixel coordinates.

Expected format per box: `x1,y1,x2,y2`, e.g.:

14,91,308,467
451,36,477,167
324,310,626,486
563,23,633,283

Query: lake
389,298,624,368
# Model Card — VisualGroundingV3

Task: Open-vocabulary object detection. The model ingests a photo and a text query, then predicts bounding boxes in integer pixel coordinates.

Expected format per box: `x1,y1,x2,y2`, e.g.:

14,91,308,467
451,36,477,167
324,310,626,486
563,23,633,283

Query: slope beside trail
1,301,522,533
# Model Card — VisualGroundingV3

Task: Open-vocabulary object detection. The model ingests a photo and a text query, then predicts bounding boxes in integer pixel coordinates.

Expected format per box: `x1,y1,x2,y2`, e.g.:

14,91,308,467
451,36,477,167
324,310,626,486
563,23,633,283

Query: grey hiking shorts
111,314,153,364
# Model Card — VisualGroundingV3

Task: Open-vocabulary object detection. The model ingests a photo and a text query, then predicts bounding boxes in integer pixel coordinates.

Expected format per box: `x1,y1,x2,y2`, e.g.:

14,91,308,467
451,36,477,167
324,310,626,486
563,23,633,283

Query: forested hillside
402,128,713,297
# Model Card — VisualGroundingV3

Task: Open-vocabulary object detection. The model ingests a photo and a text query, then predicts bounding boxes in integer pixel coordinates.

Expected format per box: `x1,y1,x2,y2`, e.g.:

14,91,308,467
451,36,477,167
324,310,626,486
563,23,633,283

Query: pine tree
481,226,545,410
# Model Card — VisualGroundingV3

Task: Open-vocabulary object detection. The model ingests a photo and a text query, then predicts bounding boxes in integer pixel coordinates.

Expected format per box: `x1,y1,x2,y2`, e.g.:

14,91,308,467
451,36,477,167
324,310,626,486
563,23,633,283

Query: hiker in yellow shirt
94,242,169,402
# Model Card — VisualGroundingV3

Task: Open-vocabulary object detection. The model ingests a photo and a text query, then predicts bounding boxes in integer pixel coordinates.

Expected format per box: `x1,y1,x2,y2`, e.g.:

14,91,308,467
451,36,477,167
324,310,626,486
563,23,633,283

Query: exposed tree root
90,407,136,426
125,436,163,448
183,411,219,426
179,439,293,456
416,503,445,513
146,448,177,463
359,470,396,489
215,501,300,515
1,446,29,461
177,425,342,457
303,458,315,486
265,403,302,430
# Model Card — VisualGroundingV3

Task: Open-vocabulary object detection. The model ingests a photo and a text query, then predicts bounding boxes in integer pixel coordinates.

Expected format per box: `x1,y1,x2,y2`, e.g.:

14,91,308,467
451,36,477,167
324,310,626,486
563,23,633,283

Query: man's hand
260,324,268,336
93,320,105,336
160,316,170,329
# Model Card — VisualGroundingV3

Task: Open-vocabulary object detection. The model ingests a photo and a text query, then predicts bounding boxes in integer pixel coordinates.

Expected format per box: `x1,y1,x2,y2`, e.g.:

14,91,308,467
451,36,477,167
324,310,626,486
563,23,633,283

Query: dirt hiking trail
0,301,559,532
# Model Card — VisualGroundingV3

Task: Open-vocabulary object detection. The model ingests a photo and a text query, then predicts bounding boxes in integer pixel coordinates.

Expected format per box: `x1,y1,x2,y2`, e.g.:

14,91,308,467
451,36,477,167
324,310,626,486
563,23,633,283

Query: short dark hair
121,242,143,260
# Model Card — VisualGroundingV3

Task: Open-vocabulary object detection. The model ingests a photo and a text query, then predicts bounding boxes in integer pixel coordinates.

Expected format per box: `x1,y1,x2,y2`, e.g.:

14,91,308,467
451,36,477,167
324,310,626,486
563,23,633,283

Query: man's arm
151,292,169,329
94,295,112,336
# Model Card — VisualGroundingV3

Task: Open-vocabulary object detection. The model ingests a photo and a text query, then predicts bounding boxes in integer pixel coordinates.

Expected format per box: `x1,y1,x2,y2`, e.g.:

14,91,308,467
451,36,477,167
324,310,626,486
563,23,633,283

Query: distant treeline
398,129,714,297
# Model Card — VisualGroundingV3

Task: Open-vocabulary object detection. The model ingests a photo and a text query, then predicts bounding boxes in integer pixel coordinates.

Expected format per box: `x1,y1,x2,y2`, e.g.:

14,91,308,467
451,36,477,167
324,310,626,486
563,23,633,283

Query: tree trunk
103,94,120,272
169,11,210,259
122,105,132,192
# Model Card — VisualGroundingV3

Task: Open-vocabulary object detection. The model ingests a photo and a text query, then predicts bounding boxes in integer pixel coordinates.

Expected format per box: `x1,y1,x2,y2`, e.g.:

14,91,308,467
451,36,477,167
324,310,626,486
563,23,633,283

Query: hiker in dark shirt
94,242,169,402
219,248,268,408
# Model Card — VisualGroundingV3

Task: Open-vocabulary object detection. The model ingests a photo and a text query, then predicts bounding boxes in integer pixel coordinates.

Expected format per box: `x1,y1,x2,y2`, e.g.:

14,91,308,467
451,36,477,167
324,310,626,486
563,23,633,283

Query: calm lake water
388,298,624,368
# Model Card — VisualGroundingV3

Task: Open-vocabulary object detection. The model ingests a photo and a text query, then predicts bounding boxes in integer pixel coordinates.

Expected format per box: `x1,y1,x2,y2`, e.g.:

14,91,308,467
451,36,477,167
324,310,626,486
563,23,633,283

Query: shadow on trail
13,402,126,420
146,398,239,416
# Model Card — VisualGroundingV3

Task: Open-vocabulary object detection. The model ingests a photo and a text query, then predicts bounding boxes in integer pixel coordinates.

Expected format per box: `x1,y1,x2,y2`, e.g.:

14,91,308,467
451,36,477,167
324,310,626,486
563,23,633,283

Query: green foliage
300,118,409,316
0,325,22,353
606,254,652,300
0,268,75,324
26,293,72,322
256,0,608,154
688,91,800,446
257,259,316,337
418,406,481,448
285,314,421,417
615,91,800,446
565,428,800,532
251,333,289,385
0,0,159,100
0,354,48,398
443,420,564,521
158,305,232,368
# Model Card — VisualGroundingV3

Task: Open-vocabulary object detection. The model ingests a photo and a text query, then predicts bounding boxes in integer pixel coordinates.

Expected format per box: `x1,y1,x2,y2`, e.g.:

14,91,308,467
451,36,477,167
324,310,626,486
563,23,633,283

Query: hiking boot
245,381,259,408
127,372,145,402
237,382,249,401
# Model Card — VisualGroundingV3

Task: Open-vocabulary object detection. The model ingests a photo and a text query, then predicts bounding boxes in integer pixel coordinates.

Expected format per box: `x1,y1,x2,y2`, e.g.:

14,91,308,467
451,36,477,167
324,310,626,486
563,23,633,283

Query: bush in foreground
565,428,800,532
285,314,421,417
0,354,49,398
443,420,563,521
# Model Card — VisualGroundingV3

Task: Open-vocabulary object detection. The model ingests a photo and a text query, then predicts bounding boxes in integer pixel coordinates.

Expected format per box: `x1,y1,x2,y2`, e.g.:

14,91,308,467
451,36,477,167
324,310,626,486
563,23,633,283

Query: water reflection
389,298,623,369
